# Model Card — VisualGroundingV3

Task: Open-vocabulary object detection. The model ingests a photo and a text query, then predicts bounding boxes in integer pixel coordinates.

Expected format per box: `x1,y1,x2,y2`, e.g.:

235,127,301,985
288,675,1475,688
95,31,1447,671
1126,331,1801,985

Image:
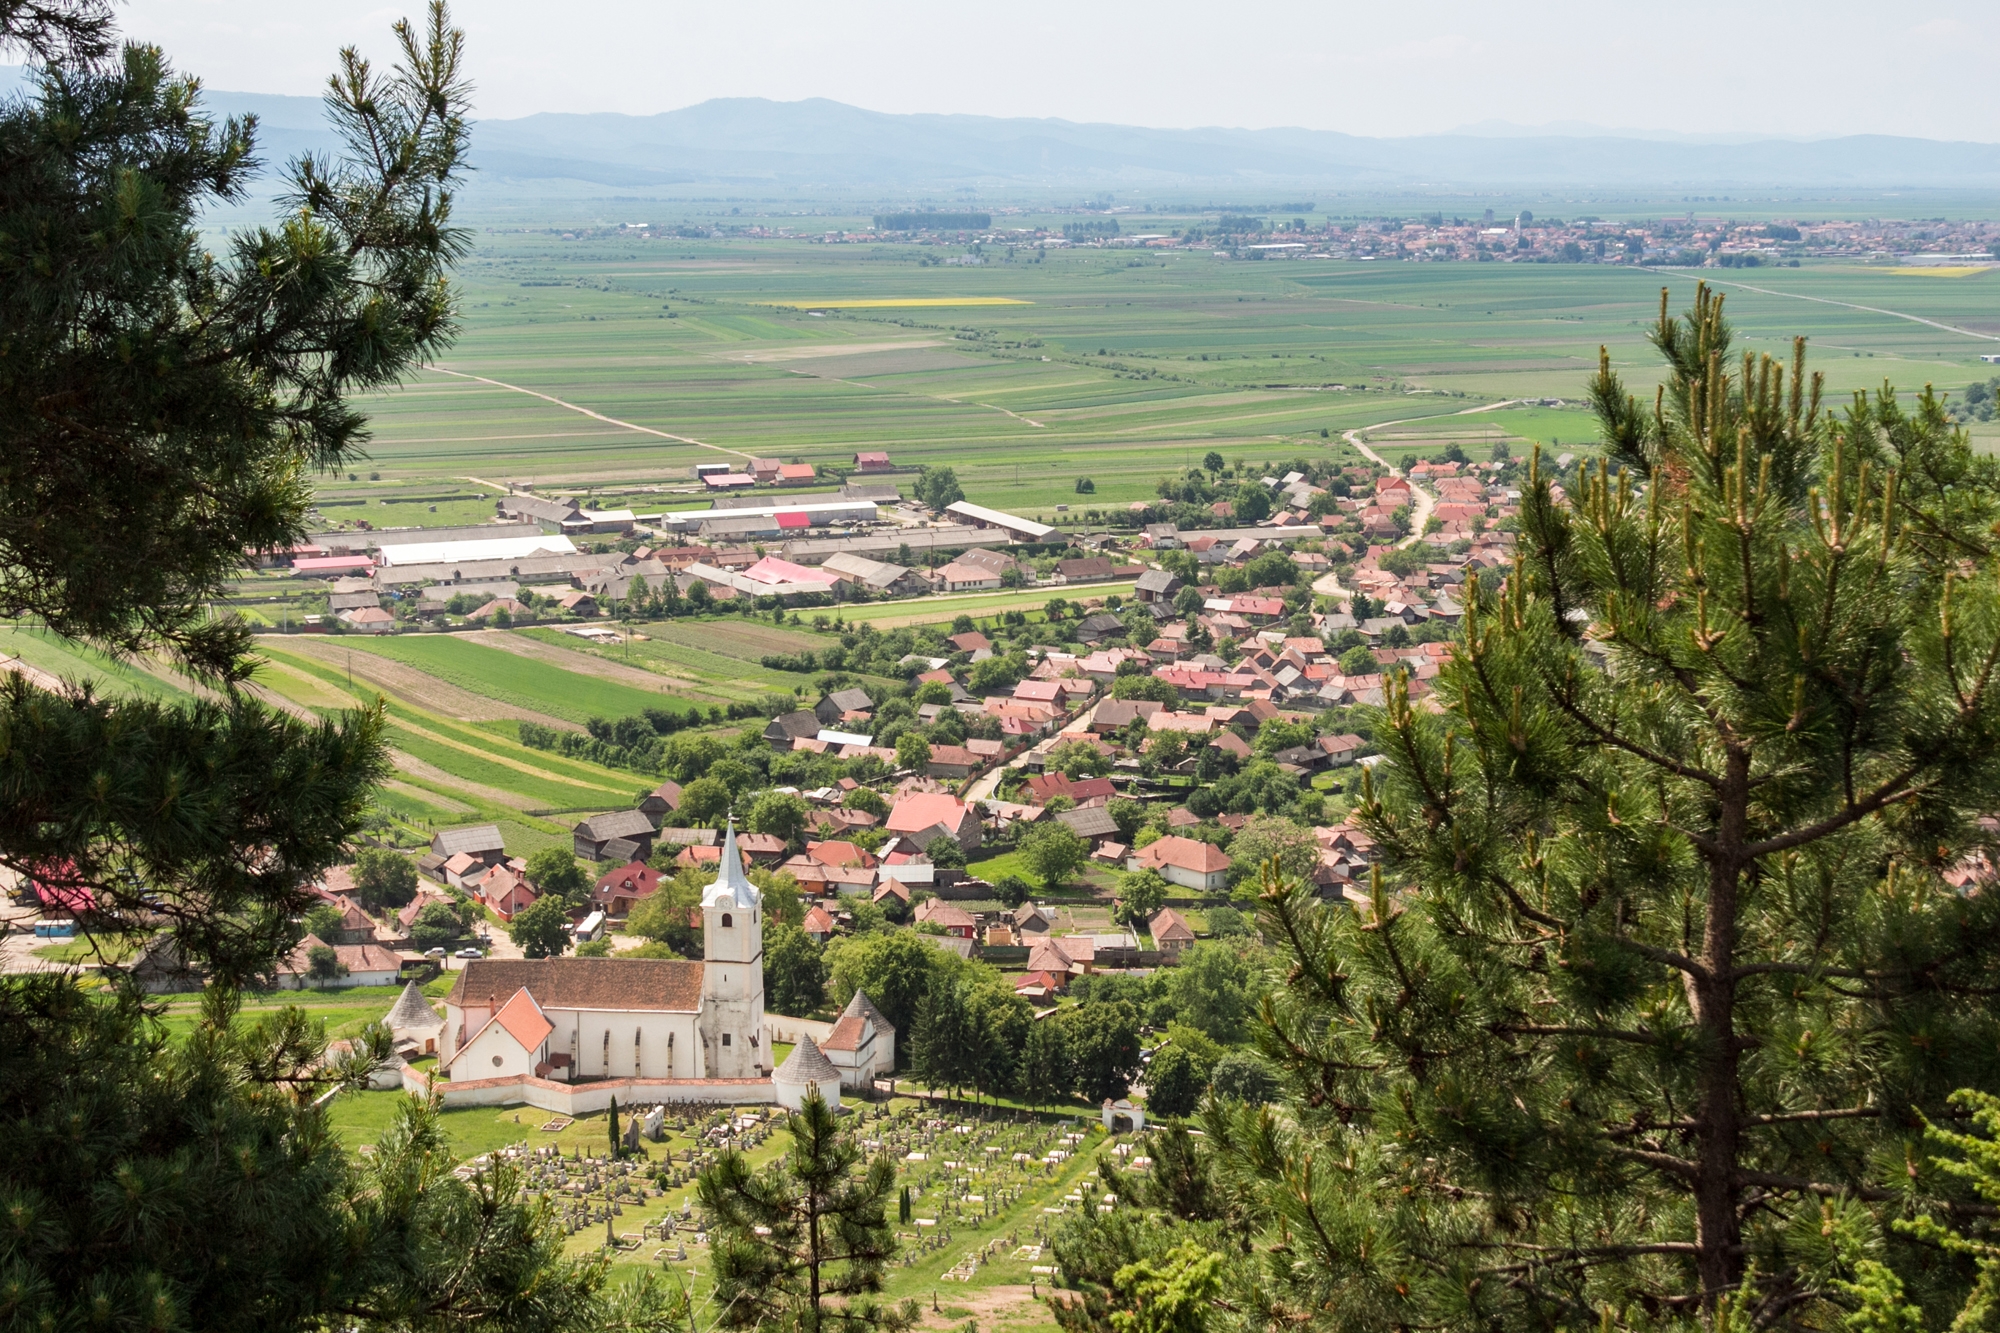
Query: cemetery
344,1088,1140,1318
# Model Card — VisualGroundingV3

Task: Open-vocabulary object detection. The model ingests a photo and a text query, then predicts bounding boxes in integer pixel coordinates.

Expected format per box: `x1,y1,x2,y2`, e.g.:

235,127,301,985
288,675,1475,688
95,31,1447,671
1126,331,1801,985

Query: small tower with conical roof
700,821,765,1078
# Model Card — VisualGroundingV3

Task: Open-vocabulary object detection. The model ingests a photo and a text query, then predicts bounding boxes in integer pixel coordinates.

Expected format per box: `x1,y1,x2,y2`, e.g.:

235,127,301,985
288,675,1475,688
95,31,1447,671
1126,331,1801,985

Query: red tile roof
1136,835,1232,875
887,793,970,836
493,987,555,1051
447,958,704,1012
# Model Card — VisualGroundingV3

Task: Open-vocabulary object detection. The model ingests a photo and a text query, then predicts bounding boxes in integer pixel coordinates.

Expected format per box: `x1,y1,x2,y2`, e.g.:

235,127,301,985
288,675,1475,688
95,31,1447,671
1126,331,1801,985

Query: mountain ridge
2,69,1994,192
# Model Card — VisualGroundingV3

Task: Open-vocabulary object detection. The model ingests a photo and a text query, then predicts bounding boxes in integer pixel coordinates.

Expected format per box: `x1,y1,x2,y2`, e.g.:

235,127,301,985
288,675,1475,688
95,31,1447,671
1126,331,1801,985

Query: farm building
820,551,920,593
497,493,582,530
573,809,659,862
430,825,507,872
931,560,1002,593
853,451,893,472
942,500,1054,541
377,534,578,566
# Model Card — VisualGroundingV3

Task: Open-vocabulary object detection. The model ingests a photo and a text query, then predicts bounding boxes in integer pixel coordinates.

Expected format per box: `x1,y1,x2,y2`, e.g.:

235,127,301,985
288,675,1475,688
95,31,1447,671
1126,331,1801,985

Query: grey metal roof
432,825,503,857
576,809,656,841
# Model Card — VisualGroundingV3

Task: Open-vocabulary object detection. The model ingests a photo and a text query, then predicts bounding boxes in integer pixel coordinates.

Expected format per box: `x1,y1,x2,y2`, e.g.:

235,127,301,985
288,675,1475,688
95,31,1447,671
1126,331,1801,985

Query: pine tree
1258,287,2000,1328
0,0,469,981
910,980,980,1100
699,1090,916,1333
0,7,675,1332
609,1096,621,1158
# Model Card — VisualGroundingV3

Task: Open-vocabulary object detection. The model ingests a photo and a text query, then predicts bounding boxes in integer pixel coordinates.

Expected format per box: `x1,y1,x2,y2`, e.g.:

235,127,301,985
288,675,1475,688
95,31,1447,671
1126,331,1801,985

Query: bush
992,874,1033,908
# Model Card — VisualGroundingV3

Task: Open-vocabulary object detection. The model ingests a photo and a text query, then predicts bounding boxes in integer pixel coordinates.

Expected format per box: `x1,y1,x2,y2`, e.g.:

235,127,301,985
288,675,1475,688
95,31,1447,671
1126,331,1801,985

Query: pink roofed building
886,792,982,853
741,555,838,590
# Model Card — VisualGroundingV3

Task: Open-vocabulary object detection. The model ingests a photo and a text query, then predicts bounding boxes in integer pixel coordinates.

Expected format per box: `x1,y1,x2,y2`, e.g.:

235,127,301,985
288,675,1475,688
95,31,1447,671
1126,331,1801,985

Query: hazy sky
116,0,1998,141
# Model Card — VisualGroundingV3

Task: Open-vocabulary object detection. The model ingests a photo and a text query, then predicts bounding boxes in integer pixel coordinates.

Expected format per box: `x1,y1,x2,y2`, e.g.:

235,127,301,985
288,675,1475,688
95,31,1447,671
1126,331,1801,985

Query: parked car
454,946,482,959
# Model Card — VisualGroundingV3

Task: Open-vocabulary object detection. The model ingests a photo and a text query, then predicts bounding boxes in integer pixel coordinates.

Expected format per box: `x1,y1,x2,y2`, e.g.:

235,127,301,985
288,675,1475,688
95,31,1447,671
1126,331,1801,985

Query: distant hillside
3,70,1995,192
468,99,2000,191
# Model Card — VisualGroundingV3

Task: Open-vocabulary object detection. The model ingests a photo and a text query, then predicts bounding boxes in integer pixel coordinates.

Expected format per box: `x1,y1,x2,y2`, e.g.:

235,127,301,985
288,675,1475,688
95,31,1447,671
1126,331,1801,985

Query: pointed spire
702,818,761,910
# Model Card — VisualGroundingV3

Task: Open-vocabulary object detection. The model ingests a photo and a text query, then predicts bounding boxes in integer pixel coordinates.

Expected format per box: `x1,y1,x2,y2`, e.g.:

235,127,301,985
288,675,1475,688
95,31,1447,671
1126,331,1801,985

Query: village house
1147,906,1197,957
914,898,978,939
1127,835,1233,892
591,861,663,918
886,792,982,853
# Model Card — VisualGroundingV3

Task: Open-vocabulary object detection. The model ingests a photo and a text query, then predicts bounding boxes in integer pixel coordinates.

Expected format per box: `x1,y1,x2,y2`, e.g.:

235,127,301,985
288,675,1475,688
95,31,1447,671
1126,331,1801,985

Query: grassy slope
0,626,192,703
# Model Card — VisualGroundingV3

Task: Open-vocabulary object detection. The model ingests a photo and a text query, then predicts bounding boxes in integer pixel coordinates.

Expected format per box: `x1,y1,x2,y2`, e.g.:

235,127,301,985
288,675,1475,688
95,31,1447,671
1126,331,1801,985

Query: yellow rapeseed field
1886,267,1994,278
774,297,1033,308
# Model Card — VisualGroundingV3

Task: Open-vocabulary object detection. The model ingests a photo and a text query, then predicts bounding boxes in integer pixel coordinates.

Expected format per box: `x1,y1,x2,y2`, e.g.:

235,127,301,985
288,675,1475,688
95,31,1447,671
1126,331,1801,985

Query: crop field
299,632,701,724
307,234,2000,525
834,585,1138,629
252,638,657,855
512,624,864,701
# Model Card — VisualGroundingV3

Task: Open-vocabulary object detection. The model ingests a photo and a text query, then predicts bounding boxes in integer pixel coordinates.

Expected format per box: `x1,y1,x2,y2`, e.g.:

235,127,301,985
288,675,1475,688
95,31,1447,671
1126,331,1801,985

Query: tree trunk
808,1193,823,1333
1692,747,1749,1315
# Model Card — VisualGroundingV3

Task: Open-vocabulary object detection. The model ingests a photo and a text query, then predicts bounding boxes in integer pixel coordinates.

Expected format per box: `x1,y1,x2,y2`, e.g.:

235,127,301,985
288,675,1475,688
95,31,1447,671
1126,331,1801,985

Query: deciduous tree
354,847,419,911
506,895,570,959
1021,822,1089,892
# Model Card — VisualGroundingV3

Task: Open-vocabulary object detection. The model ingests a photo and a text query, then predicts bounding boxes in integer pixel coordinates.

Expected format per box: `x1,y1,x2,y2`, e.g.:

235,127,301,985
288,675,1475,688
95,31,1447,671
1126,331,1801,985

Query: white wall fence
408,1065,774,1112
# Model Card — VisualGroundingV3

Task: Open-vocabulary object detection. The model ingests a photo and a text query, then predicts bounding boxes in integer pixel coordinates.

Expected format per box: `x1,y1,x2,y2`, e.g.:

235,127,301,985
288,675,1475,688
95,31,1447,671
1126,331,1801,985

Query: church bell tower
699,822,766,1078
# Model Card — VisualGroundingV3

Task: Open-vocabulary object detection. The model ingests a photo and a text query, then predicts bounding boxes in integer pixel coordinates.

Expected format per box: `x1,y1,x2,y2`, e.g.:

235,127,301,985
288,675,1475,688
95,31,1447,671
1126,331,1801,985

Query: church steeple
701,820,761,912
699,818,765,1078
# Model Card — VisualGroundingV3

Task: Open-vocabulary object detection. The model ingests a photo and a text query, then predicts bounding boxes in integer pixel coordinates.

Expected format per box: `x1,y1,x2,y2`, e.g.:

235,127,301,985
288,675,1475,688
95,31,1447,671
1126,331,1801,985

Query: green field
252,639,653,854
313,633,699,723
309,236,2000,526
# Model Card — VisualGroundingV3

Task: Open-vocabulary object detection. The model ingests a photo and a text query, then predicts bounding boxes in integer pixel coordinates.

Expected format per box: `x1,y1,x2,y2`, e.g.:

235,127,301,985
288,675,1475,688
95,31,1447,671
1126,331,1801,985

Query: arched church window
721,912,733,928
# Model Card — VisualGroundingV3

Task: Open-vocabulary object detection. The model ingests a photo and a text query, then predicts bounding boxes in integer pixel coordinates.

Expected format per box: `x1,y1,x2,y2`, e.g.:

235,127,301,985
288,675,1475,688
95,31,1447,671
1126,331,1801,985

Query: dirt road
1343,399,1521,550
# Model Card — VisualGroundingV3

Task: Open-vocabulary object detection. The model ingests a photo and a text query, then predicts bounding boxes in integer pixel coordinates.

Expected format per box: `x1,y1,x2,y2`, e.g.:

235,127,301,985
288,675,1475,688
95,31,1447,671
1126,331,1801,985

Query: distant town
567,210,2000,268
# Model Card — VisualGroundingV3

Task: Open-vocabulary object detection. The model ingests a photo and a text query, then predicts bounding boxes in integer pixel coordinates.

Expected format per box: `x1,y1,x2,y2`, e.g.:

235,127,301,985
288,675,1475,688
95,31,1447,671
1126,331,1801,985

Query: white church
416,824,893,1113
